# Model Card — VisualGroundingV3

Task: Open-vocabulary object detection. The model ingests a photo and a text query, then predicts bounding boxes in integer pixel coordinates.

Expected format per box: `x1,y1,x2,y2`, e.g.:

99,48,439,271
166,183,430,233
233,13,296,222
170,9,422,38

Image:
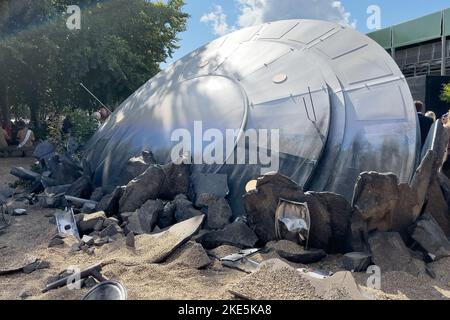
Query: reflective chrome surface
85,19,419,215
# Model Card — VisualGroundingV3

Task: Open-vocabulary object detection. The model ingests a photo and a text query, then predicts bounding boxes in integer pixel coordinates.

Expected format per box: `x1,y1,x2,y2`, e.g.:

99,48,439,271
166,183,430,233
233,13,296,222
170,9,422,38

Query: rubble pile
1,122,450,300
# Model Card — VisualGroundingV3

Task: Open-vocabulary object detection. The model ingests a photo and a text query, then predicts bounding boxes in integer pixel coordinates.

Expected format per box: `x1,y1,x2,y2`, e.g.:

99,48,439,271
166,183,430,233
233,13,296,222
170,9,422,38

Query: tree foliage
442,83,450,104
0,0,188,138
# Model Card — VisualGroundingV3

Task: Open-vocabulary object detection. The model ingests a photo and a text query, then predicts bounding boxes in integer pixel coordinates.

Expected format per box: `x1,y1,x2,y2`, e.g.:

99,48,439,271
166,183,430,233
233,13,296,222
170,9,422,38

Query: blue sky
163,0,450,67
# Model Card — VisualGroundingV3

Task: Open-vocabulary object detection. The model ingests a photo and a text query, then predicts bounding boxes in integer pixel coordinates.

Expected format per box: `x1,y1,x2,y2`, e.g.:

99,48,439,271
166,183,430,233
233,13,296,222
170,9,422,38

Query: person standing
16,121,35,149
415,101,433,147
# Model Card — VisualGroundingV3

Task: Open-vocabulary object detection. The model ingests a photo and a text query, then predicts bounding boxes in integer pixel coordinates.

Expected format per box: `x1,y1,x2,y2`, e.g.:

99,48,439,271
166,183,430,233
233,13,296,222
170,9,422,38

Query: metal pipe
80,83,112,113
442,11,447,76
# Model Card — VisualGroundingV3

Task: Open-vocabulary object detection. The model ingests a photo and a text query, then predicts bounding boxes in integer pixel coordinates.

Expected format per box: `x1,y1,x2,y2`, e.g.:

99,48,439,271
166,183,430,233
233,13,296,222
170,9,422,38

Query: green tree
0,0,188,138
442,83,450,104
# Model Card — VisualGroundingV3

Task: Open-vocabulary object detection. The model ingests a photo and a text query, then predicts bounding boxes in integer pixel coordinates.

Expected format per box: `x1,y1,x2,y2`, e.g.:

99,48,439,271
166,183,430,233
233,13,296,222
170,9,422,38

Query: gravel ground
2,158,450,300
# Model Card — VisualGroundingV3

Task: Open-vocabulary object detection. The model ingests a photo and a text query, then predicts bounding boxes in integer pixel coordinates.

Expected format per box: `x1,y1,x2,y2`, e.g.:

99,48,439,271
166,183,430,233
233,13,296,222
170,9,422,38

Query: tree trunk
30,99,41,133
0,83,11,123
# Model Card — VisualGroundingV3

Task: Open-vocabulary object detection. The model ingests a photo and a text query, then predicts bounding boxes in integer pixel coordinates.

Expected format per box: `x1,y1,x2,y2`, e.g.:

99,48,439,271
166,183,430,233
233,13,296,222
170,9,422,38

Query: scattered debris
197,194,232,230
197,221,258,250
55,208,80,239
11,208,27,216
82,281,127,300
220,248,260,273
118,215,205,264
42,262,107,293
275,199,310,245
48,237,65,248
119,165,166,213
0,255,37,276
342,252,372,272
121,199,164,234
96,186,125,217
77,211,106,235
266,240,326,264
19,289,33,300
174,194,203,223
23,259,50,274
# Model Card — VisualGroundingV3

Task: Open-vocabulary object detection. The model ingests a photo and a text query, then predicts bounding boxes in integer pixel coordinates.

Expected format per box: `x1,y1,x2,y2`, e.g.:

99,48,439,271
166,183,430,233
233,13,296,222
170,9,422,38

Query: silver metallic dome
85,19,419,215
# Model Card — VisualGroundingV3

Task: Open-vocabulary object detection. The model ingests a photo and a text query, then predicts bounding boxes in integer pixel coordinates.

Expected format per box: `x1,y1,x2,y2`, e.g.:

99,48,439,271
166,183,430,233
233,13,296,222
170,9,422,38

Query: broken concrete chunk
119,165,165,213
197,194,232,230
122,199,164,234
266,240,326,264
124,215,205,264
158,201,176,229
411,213,450,261
10,167,41,181
159,161,191,200
352,172,400,233
410,150,436,221
48,238,65,248
300,192,353,254
174,195,203,223
23,260,50,274
90,187,105,202
96,186,125,217
81,235,95,246
94,238,108,247
137,199,164,232
244,173,305,244
192,173,229,204
349,210,369,253
66,176,92,200
81,202,97,214
342,252,372,272
99,224,120,238
423,178,450,237
368,232,425,276
197,221,258,250
126,232,135,248
33,140,55,159
119,151,155,185
77,211,107,235
0,255,38,275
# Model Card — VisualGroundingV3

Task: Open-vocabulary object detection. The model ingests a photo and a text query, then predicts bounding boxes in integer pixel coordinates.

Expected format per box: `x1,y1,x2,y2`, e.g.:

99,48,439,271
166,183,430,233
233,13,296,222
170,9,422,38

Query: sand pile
229,259,322,300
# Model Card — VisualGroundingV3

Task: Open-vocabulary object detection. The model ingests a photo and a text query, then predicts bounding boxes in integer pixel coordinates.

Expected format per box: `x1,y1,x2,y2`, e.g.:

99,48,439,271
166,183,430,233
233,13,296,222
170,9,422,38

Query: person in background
415,101,433,147
99,106,111,122
0,119,10,149
1,120,12,142
425,111,437,122
61,115,73,135
16,120,35,149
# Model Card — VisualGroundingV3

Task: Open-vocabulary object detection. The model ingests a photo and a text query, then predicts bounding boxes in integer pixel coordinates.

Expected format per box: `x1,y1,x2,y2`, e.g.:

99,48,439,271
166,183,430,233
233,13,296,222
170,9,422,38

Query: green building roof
368,8,450,49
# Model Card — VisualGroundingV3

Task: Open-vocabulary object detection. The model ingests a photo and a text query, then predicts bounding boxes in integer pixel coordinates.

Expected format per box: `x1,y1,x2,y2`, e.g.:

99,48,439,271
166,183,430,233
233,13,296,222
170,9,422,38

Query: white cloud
200,5,236,36
201,0,356,36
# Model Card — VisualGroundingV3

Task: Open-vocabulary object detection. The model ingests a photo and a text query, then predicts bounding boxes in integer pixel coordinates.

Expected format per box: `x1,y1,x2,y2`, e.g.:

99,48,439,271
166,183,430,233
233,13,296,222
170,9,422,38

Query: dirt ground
2,158,450,300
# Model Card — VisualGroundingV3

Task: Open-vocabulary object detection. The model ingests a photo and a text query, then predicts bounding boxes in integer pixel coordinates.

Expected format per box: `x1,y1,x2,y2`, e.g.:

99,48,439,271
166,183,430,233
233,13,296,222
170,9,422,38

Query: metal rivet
273,74,288,84
198,61,209,68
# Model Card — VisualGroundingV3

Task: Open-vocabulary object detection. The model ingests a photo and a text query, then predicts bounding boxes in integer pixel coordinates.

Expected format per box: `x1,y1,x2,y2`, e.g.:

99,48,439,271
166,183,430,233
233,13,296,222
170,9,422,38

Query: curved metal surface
85,19,419,215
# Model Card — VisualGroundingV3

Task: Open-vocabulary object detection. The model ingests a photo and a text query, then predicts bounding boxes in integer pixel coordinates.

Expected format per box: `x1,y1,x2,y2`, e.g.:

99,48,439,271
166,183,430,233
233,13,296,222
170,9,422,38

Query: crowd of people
0,119,35,151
